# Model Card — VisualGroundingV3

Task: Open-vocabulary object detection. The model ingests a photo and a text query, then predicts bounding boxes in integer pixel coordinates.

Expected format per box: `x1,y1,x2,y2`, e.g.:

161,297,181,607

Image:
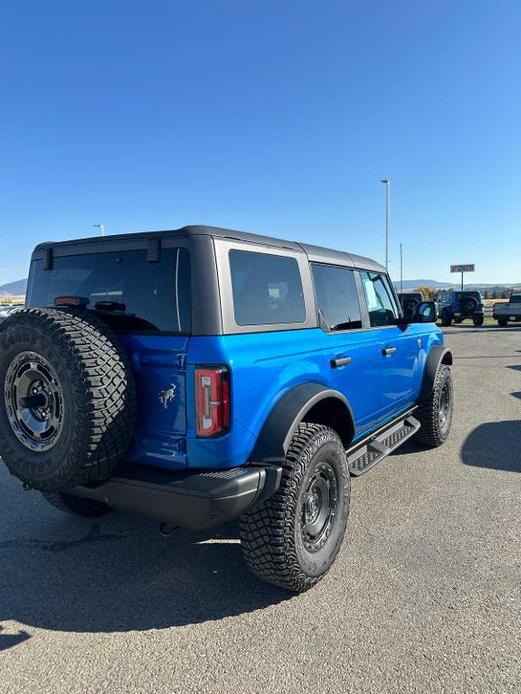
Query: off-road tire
441,310,451,327
42,491,112,518
0,308,136,491
497,317,508,327
415,365,453,448
239,423,350,593
472,315,484,326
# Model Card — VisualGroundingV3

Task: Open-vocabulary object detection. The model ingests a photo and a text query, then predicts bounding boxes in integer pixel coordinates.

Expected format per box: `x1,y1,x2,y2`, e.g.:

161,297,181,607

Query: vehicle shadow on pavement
0,626,31,652
0,514,291,636
461,421,521,473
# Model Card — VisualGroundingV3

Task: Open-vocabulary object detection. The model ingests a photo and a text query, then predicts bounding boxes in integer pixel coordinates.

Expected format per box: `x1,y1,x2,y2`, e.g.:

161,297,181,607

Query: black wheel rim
438,381,452,434
300,461,338,553
4,351,64,451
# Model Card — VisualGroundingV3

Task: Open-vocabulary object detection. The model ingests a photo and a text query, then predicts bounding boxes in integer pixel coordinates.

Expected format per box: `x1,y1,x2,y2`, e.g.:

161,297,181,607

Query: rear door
359,271,420,417
310,262,383,434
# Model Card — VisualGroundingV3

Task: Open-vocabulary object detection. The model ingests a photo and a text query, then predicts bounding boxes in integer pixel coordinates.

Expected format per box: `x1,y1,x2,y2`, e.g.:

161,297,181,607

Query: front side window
311,263,362,330
360,271,398,327
27,248,191,333
229,250,306,326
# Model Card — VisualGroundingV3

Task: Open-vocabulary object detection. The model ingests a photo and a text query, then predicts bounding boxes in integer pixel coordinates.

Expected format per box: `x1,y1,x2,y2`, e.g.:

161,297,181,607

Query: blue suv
0,226,454,592
439,290,485,327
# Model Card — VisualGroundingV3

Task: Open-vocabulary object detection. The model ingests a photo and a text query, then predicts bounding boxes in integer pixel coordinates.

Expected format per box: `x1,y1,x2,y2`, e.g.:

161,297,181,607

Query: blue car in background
438,290,485,326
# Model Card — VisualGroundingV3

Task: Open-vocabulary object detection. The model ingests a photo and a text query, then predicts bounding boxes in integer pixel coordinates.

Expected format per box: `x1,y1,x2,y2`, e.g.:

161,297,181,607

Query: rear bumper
68,464,282,530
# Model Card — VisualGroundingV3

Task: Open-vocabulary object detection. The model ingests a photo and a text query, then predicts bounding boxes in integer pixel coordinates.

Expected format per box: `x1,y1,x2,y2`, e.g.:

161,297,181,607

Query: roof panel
33,224,385,272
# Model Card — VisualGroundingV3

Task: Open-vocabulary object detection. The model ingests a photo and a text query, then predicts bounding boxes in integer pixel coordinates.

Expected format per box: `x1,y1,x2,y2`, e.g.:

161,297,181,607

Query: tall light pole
400,242,403,295
93,223,105,237
381,179,390,272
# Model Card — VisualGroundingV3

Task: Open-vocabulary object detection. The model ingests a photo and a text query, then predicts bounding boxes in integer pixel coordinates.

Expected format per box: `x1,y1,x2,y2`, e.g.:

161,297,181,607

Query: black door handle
382,347,397,356
331,356,352,368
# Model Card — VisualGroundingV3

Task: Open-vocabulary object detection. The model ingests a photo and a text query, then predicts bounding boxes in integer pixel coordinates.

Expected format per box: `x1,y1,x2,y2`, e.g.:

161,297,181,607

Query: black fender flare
419,345,453,402
250,383,355,464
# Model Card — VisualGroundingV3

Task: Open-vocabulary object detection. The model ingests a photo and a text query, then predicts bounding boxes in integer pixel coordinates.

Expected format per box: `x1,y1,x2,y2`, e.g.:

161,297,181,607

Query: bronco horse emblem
159,383,176,409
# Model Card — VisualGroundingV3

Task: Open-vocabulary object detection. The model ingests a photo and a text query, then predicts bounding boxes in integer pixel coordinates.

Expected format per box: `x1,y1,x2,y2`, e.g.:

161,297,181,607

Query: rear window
229,250,306,326
27,248,191,333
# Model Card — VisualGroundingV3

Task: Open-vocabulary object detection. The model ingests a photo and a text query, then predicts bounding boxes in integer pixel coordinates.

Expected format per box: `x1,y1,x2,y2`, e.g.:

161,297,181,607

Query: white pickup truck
493,294,521,326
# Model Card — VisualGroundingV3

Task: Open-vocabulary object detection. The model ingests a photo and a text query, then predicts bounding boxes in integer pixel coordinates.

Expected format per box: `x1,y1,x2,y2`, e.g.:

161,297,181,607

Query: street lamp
380,179,390,272
93,223,105,237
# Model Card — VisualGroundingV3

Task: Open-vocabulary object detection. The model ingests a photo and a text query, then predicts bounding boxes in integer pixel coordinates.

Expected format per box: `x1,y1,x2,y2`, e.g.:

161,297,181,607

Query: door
311,263,383,434
359,271,420,417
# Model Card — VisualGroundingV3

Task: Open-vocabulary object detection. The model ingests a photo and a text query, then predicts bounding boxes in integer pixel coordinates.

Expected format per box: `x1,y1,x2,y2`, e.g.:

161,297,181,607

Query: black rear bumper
69,464,282,530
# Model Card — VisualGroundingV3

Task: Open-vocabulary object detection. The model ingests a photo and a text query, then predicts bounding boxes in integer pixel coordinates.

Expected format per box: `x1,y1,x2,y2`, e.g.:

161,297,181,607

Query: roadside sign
450,264,475,290
451,264,475,273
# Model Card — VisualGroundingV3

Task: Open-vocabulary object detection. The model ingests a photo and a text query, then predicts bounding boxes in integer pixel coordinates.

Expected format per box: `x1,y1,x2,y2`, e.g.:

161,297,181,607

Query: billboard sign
450,264,475,273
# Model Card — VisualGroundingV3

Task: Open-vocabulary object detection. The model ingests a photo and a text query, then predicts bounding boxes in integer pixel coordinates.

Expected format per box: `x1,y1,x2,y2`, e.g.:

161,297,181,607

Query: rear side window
311,263,362,330
27,248,191,333
229,250,306,326
360,271,398,327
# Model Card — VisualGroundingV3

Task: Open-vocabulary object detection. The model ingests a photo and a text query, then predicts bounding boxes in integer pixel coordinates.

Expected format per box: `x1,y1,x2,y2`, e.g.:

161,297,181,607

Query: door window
311,263,362,330
360,272,398,327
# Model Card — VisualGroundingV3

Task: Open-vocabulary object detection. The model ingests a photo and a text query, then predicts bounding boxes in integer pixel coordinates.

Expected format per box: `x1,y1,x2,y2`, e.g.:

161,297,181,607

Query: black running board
347,412,420,476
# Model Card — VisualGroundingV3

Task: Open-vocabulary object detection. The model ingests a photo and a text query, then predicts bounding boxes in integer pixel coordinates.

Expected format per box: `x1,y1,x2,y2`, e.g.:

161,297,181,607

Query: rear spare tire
0,308,136,492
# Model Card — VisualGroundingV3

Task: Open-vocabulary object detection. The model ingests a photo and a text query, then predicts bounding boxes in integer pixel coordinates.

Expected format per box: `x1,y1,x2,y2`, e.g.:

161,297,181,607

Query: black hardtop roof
33,224,385,273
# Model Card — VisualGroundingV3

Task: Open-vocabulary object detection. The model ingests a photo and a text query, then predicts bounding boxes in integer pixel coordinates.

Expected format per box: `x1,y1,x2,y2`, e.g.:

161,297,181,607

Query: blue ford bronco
439,290,485,327
0,226,454,592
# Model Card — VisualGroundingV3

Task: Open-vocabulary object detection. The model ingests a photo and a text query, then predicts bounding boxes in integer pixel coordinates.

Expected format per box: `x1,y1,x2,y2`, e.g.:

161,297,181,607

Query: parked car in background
398,292,424,321
493,294,521,327
0,225,453,592
438,290,485,327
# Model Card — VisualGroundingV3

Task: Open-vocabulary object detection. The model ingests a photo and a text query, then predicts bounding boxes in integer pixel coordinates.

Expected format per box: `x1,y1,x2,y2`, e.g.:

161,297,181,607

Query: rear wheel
42,491,112,518
497,317,508,327
415,365,453,447
441,310,452,327
240,423,350,592
473,315,484,326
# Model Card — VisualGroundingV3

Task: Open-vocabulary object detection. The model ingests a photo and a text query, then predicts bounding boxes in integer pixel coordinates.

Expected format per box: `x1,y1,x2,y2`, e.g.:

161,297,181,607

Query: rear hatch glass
27,248,191,334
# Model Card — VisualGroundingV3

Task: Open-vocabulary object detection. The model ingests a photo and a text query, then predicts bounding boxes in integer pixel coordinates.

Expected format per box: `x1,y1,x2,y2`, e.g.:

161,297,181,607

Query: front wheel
240,423,350,592
497,317,508,327
415,364,454,447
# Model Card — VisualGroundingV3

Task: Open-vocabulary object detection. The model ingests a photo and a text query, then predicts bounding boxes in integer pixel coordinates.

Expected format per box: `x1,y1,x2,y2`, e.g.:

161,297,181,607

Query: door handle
330,356,352,368
382,347,397,356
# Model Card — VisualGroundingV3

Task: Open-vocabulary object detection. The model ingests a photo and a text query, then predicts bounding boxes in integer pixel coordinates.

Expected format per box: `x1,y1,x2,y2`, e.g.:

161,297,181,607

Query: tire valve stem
22,482,32,491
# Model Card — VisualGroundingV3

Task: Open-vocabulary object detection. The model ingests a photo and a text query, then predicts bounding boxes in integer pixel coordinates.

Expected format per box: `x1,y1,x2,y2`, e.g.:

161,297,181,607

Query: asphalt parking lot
1,325,520,694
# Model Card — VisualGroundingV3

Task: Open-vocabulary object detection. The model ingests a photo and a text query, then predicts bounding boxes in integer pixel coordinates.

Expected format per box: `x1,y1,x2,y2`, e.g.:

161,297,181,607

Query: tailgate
119,334,189,469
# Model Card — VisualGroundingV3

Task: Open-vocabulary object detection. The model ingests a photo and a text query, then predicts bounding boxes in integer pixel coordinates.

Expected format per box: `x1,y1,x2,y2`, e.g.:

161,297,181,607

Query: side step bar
347,413,420,476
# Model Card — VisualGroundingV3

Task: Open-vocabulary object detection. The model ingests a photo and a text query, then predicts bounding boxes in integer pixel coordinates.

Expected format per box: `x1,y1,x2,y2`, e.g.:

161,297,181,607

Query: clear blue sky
1,1,520,285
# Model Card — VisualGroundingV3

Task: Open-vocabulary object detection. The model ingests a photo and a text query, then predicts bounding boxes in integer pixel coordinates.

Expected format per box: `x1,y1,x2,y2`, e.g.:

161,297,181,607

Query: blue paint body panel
119,324,444,471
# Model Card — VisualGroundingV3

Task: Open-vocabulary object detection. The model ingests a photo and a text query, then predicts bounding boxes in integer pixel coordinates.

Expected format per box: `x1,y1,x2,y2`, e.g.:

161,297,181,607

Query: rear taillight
195,366,230,437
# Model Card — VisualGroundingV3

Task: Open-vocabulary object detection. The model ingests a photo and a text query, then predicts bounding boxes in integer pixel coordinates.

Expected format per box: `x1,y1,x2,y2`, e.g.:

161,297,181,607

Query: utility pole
400,242,403,295
93,223,105,237
381,179,390,272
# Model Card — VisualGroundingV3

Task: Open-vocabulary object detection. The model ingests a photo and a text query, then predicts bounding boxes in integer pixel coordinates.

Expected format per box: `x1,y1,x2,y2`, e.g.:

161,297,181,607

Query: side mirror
414,301,438,323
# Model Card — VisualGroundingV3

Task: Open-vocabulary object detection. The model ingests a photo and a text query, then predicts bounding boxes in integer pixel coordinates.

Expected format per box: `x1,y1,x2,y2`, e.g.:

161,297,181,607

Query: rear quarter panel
186,329,331,469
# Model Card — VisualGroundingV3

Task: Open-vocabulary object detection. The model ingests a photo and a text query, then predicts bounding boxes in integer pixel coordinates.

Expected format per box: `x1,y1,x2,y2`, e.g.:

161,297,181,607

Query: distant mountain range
393,279,521,291
0,278,28,295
